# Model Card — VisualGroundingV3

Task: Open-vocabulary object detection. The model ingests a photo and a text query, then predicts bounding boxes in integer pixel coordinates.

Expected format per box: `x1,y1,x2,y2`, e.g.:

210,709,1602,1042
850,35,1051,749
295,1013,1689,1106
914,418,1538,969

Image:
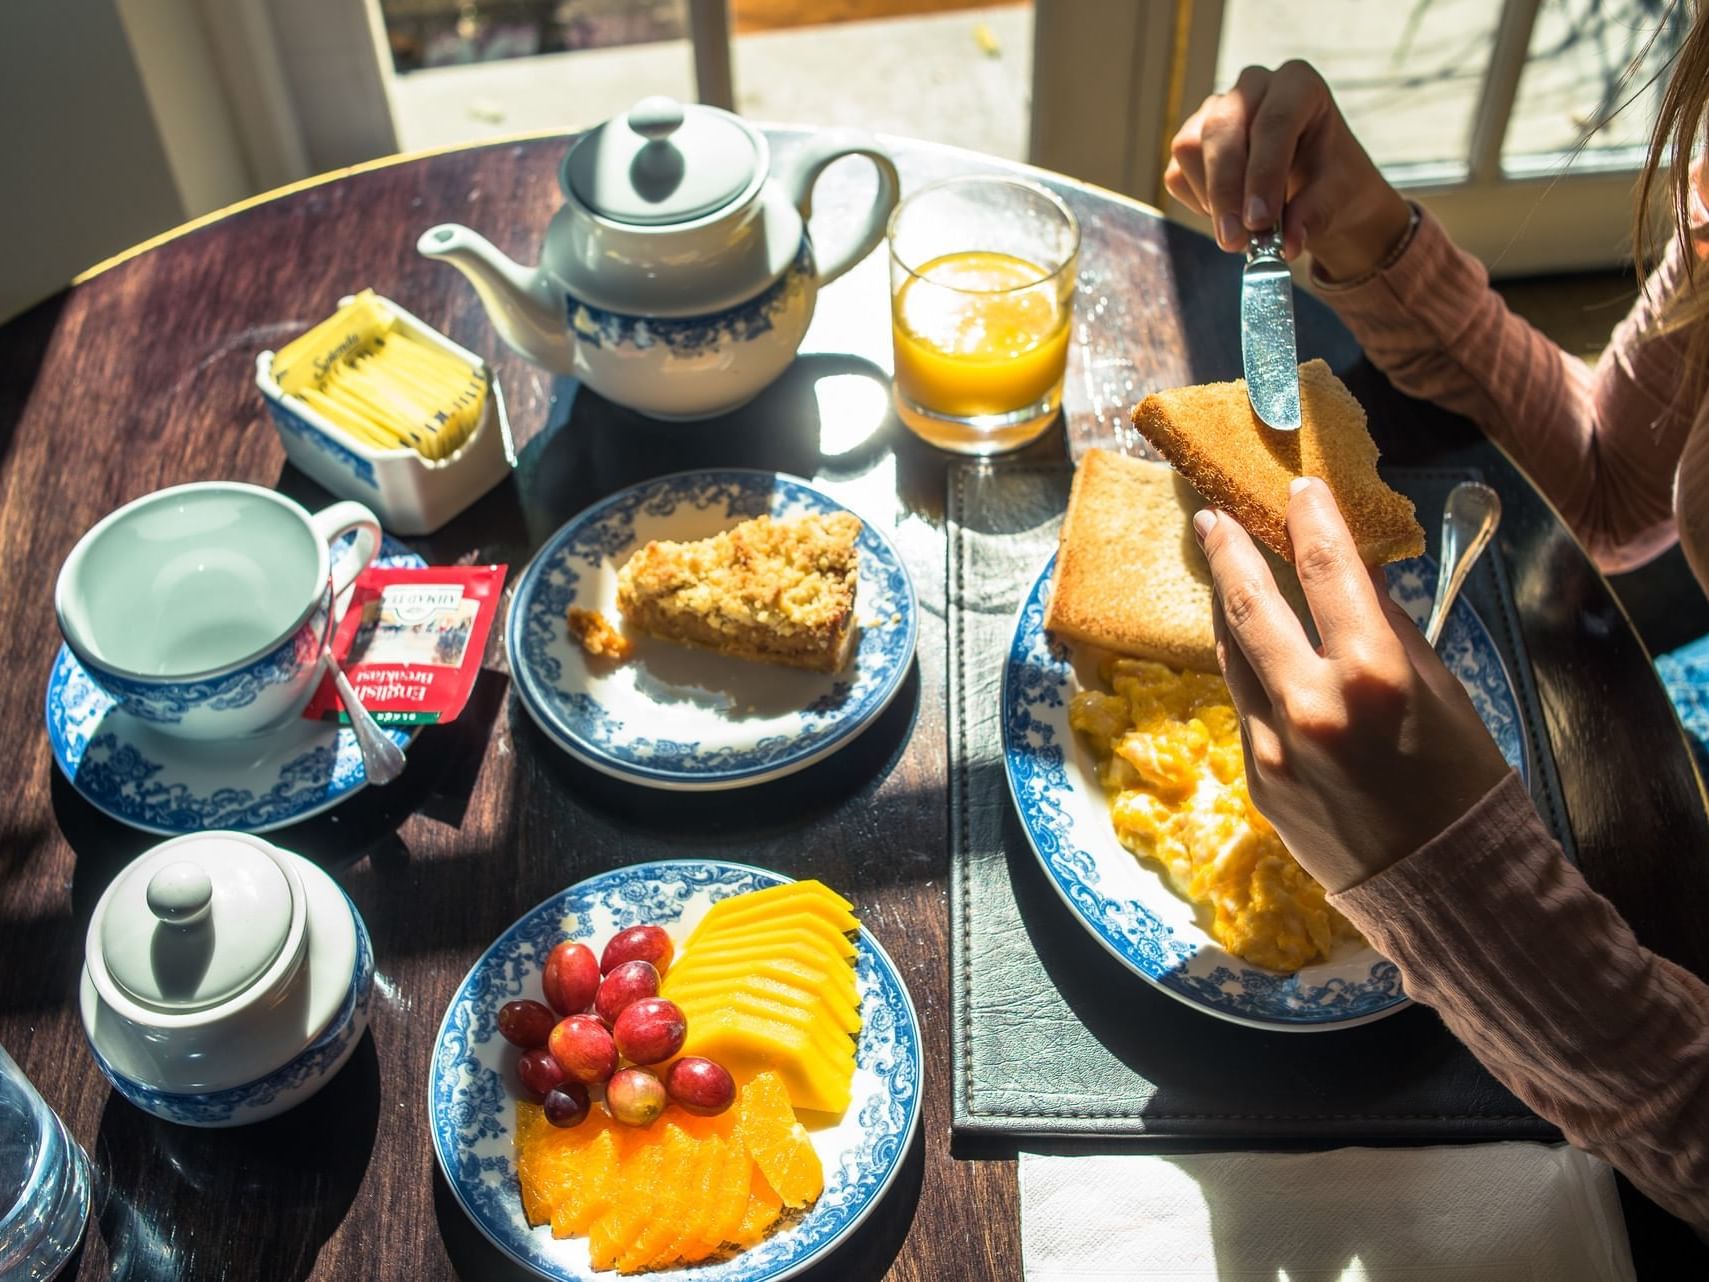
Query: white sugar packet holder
1021,1144,1635,1282
256,295,515,536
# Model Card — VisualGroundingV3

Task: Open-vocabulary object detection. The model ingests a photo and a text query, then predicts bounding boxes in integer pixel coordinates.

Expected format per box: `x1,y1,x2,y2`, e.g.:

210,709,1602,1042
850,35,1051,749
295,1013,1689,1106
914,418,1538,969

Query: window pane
1503,0,1687,162
380,1,696,149
1216,0,1501,169
380,1,689,74
731,1,1032,162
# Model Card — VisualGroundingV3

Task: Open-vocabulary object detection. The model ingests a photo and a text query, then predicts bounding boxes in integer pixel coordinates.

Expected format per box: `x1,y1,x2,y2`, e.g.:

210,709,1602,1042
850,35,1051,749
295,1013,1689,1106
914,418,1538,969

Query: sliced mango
682,1009,853,1114
688,907,858,954
665,952,857,1002
667,972,863,1035
690,894,860,941
673,988,858,1067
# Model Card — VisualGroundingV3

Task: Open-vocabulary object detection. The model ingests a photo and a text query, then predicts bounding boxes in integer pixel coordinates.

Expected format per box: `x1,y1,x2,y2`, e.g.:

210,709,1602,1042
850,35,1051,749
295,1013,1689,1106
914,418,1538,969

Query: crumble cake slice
615,512,861,673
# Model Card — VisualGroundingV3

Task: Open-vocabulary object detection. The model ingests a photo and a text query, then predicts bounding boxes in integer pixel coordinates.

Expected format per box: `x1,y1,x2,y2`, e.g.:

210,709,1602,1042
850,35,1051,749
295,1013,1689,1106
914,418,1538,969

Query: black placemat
948,460,1570,1140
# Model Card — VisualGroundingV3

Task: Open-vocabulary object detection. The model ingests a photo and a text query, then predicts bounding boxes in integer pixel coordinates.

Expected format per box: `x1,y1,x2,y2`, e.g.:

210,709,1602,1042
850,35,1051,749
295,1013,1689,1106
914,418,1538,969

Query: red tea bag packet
304,564,506,726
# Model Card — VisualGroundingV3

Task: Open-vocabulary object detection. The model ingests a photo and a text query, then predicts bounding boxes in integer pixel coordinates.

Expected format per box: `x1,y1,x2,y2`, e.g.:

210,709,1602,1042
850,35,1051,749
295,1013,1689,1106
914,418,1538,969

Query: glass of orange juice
887,176,1080,455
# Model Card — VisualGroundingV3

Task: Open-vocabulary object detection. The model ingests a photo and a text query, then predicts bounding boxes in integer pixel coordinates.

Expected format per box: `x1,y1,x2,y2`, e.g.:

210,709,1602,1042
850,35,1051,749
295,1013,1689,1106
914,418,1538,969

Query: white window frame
1029,0,1664,277
164,0,1659,276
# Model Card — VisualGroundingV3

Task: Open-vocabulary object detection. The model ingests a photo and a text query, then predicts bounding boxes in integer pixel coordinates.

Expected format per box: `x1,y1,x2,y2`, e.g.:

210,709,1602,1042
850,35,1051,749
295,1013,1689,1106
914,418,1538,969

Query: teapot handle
780,133,900,289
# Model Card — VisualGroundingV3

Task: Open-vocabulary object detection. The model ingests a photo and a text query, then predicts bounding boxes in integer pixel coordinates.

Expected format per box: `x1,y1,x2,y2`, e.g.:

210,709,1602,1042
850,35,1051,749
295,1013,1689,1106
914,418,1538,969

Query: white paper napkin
1020,1144,1635,1282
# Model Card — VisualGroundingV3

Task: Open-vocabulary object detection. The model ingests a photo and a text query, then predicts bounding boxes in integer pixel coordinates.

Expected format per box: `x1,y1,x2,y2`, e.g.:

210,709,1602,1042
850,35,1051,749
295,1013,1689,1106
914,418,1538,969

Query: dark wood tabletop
3,127,1706,1281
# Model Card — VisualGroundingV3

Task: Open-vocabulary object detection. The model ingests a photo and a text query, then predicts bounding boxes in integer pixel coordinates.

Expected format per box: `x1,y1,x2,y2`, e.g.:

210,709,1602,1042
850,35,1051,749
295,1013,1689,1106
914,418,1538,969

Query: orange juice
891,251,1071,420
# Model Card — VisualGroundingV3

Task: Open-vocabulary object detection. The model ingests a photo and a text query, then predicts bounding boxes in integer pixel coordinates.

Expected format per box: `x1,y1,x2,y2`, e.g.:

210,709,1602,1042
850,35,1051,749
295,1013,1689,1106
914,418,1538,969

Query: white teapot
418,96,899,421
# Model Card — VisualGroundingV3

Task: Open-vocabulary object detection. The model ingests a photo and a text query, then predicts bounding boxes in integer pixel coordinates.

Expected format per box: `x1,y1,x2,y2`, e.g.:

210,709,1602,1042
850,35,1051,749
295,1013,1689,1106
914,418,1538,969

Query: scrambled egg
1068,657,1363,972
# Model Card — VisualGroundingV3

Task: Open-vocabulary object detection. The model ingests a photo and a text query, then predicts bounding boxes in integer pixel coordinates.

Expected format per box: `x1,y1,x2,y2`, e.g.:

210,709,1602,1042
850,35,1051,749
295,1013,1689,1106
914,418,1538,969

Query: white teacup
55,482,381,740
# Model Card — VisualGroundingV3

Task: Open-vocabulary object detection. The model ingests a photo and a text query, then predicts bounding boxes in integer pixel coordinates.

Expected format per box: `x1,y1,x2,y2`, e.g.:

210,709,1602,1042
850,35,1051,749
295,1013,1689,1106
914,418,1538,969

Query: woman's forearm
1329,771,1709,1228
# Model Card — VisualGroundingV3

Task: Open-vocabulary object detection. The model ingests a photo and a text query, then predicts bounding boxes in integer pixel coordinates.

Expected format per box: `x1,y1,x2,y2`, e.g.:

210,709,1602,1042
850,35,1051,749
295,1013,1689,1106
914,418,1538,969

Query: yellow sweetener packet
273,291,488,460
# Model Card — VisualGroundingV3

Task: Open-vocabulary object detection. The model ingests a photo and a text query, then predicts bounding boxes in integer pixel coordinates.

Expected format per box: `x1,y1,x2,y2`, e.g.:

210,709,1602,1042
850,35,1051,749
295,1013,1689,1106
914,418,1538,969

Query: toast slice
1045,450,1306,672
1129,359,1424,565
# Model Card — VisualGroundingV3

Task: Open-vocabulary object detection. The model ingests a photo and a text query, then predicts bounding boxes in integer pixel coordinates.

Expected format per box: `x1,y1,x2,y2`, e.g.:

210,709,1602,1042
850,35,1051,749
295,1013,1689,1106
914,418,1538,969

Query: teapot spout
417,224,574,374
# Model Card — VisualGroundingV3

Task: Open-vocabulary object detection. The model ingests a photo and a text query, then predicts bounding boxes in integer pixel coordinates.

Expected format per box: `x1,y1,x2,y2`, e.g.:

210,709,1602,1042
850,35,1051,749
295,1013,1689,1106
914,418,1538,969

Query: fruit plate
505,469,918,791
429,859,923,1281
1002,551,1528,1033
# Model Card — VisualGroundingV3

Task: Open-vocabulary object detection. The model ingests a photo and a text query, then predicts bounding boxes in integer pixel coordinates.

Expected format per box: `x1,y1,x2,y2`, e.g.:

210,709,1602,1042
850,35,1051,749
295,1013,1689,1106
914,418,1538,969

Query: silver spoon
1423,482,1502,648
324,646,407,785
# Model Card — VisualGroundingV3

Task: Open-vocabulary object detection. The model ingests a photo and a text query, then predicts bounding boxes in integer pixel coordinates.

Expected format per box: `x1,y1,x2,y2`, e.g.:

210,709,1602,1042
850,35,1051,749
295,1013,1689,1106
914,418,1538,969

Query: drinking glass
0,1045,90,1280
887,175,1080,455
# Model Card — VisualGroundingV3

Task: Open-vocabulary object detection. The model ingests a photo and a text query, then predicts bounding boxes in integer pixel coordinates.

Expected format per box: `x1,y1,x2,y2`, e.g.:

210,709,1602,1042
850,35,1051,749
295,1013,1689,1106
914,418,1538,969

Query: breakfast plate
1003,551,1528,1032
429,858,922,1282
44,536,422,836
507,469,917,791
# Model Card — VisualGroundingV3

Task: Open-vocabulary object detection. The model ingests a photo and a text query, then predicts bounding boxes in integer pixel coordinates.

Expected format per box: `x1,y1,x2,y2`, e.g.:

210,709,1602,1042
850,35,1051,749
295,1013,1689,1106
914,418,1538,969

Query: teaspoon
325,647,407,785
1423,481,1502,648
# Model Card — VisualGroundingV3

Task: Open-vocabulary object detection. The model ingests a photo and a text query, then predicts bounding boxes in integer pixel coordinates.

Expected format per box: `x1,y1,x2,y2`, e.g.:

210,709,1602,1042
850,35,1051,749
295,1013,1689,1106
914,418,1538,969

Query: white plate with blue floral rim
1003,551,1529,1033
43,535,422,836
429,857,923,1282
506,469,918,791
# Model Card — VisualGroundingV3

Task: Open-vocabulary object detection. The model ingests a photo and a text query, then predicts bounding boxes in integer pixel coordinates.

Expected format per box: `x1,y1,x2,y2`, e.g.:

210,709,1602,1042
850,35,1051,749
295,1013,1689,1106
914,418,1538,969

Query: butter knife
1241,227,1301,431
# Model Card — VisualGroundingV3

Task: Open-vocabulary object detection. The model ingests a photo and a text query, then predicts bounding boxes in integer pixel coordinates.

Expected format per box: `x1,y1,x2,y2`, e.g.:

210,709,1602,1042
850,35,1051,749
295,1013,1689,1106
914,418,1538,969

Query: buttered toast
1129,359,1423,566
1046,450,1308,671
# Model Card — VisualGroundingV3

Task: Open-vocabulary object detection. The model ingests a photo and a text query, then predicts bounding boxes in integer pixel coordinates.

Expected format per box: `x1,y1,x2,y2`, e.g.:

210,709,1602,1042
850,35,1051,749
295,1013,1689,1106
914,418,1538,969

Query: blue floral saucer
44,538,422,836
1003,551,1528,1032
429,858,923,1282
506,470,917,791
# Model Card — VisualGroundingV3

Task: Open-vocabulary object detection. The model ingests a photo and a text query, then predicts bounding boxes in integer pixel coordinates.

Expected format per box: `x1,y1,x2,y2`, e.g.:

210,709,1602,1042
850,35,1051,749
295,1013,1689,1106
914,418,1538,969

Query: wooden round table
2,128,1704,1280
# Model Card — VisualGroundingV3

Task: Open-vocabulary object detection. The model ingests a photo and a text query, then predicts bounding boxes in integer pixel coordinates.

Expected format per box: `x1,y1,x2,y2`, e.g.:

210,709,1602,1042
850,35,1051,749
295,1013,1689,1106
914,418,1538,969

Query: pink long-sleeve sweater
1312,206,1709,1229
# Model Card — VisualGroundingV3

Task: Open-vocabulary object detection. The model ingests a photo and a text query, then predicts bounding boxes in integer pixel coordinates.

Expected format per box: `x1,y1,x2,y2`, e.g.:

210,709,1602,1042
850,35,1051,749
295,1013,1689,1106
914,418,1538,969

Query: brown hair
1637,0,1709,327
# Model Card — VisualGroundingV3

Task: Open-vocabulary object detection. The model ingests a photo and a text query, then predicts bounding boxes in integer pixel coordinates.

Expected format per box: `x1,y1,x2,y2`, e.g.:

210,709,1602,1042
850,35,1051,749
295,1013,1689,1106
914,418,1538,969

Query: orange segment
669,1128,734,1264
705,1131,759,1255
588,1119,669,1271
737,1071,824,1208
514,1102,553,1227
730,1166,785,1248
617,1119,697,1273
547,1120,622,1238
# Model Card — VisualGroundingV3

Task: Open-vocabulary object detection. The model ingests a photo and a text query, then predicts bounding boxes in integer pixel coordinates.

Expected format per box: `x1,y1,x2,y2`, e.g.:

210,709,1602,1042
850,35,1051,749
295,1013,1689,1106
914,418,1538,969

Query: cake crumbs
566,607,634,661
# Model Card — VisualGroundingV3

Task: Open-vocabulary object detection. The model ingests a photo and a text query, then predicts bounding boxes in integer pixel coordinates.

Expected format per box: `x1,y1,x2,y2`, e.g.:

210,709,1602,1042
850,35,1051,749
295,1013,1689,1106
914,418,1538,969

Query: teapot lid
563,96,759,226
95,835,297,1014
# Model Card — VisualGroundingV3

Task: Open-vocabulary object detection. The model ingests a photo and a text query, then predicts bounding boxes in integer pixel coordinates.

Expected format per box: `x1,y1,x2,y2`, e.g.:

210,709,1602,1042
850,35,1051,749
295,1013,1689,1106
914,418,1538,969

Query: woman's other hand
1193,478,1511,892
1165,60,1414,281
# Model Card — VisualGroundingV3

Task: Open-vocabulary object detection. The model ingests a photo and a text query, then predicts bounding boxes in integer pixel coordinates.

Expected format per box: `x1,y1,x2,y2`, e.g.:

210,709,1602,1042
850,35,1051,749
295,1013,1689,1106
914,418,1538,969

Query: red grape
663,1057,734,1115
594,960,660,1027
601,925,674,977
548,1014,618,1085
516,1047,569,1101
543,1082,591,1128
612,997,687,1065
605,1068,667,1127
497,999,556,1050
542,941,600,1015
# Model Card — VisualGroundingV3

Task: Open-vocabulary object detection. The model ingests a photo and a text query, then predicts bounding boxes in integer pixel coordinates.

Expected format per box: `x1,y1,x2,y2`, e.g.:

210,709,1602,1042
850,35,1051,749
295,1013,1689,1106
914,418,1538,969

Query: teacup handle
310,501,382,611
780,132,900,289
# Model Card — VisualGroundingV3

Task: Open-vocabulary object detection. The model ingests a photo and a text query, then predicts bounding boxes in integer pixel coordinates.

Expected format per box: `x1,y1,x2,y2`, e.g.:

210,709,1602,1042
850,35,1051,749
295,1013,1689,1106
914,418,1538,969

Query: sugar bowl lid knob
146,861,213,926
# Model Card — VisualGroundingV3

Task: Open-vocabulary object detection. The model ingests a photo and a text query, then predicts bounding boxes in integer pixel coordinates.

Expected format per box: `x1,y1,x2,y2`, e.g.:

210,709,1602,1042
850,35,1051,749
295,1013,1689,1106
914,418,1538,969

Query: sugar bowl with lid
80,830,373,1127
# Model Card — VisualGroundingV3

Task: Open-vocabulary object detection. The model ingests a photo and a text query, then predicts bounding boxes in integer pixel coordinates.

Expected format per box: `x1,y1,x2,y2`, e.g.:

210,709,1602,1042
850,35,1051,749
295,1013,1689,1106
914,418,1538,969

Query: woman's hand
1165,60,1413,281
1193,478,1510,893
